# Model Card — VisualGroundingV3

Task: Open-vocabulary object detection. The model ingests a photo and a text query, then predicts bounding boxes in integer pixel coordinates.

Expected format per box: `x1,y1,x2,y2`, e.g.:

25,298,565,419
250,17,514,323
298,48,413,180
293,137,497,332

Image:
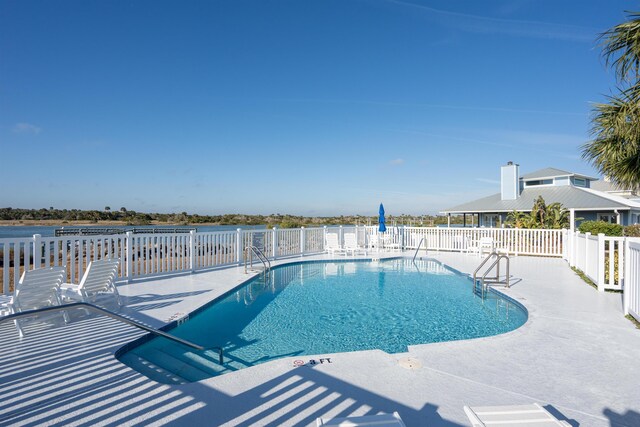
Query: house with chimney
441,162,640,230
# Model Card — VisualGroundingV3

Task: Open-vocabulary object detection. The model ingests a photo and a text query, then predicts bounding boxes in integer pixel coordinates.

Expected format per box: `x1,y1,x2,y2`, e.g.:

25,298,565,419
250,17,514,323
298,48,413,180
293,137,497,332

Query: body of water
0,224,267,239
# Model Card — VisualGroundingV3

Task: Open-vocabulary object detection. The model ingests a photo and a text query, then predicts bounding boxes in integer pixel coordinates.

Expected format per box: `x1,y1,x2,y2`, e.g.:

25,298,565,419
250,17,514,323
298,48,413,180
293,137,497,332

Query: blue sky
0,0,631,216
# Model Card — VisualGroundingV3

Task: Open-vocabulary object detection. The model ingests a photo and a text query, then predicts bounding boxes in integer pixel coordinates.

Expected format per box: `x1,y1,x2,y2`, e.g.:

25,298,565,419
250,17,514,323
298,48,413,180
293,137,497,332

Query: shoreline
0,220,226,227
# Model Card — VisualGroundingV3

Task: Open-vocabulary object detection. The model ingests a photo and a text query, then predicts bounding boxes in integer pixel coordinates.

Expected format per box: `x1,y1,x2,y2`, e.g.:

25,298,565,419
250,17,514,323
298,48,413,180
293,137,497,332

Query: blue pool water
119,259,527,383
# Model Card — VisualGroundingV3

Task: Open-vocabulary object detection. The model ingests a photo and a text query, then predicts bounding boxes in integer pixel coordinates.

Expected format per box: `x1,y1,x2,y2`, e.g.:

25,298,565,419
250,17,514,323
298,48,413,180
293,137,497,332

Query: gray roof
520,167,597,181
441,186,640,214
589,179,636,194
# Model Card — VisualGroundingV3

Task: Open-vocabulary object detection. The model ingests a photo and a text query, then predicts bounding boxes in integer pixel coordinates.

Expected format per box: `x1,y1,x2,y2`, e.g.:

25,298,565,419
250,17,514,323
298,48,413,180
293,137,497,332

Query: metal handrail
472,251,510,298
412,238,426,262
244,245,271,274
0,302,224,364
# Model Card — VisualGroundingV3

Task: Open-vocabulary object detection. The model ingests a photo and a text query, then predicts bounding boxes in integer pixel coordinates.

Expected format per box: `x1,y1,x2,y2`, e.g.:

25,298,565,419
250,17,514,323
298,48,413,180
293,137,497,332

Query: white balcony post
236,228,242,265
126,231,133,282
33,234,42,269
272,227,278,259
597,233,605,292
189,230,196,272
300,227,306,256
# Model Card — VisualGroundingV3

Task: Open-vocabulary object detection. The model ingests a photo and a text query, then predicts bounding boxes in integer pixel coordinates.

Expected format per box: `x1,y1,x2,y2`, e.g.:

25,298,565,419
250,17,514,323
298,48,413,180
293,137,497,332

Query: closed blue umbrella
378,203,387,233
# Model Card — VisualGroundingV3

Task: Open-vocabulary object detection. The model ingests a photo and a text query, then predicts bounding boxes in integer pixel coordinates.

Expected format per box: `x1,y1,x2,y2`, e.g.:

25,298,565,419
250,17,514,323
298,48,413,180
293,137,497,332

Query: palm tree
583,11,640,191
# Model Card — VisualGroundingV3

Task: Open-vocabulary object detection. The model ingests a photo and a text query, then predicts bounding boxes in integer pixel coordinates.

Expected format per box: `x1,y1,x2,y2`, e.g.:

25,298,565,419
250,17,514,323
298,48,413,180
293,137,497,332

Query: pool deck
1,252,639,426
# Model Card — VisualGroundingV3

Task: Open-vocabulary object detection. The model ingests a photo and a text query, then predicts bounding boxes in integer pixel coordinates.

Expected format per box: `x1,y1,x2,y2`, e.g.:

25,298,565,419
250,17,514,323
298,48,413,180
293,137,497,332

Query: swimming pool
118,258,527,383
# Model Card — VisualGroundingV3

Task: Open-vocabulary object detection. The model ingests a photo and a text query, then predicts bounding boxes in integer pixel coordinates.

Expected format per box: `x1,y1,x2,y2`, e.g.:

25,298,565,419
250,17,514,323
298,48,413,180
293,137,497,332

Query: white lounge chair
479,237,494,256
325,234,347,256
0,295,12,316
464,403,571,427
344,233,367,256
317,411,406,426
8,266,68,337
465,237,480,255
382,234,401,252
60,258,122,306
368,233,380,251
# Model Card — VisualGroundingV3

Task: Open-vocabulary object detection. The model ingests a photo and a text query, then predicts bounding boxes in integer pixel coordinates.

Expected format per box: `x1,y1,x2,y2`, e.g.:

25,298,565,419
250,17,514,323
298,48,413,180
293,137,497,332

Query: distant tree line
0,207,460,228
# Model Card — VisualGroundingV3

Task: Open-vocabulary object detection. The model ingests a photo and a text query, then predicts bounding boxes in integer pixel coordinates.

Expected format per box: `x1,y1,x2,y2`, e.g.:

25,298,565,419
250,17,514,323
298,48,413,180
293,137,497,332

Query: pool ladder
472,251,510,298
244,245,271,276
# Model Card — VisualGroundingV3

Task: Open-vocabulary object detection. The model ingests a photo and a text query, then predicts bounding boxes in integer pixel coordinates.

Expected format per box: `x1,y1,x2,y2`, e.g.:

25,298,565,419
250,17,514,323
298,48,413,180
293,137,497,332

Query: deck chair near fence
325,233,347,256
344,233,367,256
368,233,380,251
464,403,571,427
7,266,68,338
317,411,406,426
60,258,122,306
479,237,495,256
465,237,480,256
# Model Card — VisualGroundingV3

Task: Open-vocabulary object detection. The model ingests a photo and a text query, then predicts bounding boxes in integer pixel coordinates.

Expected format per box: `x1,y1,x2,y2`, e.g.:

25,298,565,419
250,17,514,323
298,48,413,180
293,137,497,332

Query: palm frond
599,11,640,83
583,89,640,191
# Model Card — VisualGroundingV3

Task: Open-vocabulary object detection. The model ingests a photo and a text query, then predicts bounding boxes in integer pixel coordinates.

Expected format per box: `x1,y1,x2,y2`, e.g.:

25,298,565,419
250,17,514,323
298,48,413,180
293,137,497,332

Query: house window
526,179,553,186
597,213,616,223
574,177,587,187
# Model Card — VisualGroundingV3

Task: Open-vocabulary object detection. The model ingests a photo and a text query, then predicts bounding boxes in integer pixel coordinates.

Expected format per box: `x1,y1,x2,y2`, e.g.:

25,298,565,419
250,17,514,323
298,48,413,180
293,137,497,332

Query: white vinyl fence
566,231,627,292
3,224,639,321
403,227,564,256
1,225,571,294
0,227,331,294
624,241,640,322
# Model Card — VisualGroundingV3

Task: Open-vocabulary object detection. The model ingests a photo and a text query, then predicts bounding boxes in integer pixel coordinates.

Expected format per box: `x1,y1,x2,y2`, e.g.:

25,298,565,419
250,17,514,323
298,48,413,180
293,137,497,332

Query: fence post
32,234,42,270
339,225,343,246
126,232,133,282
624,238,630,315
189,230,196,272
300,227,305,256
569,230,576,267
582,232,589,274
272,227,278,260
236,228,242,265
402,225,406,250
323,226,327,251
597,233,605,292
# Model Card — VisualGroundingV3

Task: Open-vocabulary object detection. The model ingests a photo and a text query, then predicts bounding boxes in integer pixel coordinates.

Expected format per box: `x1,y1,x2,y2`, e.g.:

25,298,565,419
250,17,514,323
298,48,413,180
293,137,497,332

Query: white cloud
13,122,42,135
390,158,404,166
386,0,596,42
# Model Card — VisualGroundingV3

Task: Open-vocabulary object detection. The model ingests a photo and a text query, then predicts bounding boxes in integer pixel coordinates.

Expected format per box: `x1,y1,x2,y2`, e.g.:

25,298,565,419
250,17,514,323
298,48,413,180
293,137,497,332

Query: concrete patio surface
0,252,638,426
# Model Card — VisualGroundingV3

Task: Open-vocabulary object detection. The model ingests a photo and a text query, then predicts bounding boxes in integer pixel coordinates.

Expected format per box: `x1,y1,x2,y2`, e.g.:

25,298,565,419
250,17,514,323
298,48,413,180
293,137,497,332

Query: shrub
578,220,623,236
624,224,640,237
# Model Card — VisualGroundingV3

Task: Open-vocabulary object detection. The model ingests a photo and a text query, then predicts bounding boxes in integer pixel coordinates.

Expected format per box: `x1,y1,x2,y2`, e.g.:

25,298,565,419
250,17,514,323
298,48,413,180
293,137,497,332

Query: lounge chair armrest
463,406,485,427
